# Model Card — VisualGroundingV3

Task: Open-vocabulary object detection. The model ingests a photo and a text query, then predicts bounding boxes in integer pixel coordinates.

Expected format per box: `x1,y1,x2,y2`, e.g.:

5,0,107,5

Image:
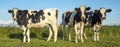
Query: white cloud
0,20,16,25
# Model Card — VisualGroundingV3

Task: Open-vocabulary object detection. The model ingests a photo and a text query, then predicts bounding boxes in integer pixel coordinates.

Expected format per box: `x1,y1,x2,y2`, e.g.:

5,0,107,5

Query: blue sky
0,0,120,25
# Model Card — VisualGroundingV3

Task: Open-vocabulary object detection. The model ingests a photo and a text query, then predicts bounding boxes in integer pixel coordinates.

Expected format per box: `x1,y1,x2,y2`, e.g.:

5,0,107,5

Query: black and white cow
86,7,112,41
8,8,58,43
61,5,91,43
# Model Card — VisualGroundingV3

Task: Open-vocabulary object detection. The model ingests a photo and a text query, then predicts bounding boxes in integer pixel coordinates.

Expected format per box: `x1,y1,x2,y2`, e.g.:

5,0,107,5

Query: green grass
0,26,120,47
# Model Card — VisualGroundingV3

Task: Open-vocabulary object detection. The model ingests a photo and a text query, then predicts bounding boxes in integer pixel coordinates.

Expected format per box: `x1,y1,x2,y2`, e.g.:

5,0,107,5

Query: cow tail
56,9,59,29
56,10,58,19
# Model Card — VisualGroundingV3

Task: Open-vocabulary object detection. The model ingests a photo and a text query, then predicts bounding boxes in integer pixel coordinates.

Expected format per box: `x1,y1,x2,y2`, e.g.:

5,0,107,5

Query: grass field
0,26,120,47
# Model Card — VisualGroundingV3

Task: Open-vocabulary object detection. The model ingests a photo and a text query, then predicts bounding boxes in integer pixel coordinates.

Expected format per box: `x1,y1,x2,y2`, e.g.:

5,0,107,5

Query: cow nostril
13,18,16,21
81,16,86,21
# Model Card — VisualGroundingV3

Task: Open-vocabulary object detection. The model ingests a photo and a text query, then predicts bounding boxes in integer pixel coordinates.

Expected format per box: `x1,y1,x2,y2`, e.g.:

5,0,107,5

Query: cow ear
75,8,79,11
106,9,112,13
86,7,91,11
8,10,13,13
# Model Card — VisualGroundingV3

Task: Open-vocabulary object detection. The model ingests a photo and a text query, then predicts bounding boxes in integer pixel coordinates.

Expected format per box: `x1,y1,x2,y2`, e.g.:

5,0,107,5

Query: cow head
75,5,91,21
95,7,112,20
8,8,19,21
8,8,29,21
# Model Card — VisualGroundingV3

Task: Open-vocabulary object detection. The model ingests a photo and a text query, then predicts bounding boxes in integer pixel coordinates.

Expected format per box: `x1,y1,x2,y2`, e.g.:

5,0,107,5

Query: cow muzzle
81,16,86,21
13,18,17,21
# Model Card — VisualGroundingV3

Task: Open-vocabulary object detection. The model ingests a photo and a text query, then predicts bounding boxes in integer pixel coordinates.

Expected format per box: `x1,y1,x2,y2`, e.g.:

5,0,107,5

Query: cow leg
23,31,26,42
93,25,97,41
96,32,99,41
54,26,58,42
50,24,58,42
84,32,87,39
96,25,101,41
80,22,84,43
77,30,80,40
22,26,27,42
62,24,65,40
74,24,78,43
26,29,30,43
93,24,101,41
68,27,72,41
94,31,97,41
47,25,53,42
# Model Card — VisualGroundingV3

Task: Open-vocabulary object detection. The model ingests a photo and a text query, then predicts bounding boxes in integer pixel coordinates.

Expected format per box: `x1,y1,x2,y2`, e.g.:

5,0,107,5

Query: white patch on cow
100,8,106,18
27,10,32,15
43,8,57,18
28,19,32,24
12,8,18,20
69,10,77,26
27,19,48,28
80,5,86,19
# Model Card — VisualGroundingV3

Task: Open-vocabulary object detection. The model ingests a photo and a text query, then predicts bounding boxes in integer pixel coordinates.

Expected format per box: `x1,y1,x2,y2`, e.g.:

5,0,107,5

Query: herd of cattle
8,5,112,43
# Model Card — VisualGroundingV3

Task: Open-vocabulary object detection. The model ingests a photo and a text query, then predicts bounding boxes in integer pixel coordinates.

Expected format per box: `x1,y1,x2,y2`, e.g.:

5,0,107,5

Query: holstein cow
61,5,91,43
86,7,112,41
8,8,58,43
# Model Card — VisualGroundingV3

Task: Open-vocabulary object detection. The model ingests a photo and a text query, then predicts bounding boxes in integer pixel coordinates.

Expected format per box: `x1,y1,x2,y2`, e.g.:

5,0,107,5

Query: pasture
0,26,120,47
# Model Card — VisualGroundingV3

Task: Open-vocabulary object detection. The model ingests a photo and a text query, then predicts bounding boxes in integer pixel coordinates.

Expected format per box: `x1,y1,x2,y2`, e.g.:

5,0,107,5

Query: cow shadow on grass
8,32,50,42
8,32,38,41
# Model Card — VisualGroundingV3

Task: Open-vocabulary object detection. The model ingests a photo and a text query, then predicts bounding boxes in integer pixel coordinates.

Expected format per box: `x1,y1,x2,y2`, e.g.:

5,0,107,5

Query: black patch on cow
74,11,82,23
30,10,45,23
89,10,102,27
85,11,93,24
73,7,85,25
28,14,36,23
63,11,72,24
48,12,51,16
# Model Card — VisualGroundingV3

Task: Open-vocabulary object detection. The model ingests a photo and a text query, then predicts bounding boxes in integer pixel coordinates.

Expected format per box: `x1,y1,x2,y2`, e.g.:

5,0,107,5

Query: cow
8,8,58,43
86,7,112,41
61,5,91,43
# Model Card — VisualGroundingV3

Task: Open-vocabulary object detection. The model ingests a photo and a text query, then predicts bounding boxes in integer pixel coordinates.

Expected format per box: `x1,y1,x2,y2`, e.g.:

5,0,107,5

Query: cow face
8,8,18,21
75,5,91,21
99,8,112,20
